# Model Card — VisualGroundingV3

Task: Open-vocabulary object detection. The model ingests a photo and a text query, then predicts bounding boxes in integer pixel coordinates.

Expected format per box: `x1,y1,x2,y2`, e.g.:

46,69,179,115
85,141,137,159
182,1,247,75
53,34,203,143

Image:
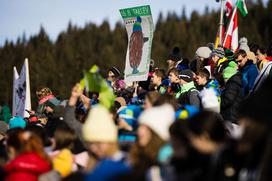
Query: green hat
223,61,238,79
225,49,234,61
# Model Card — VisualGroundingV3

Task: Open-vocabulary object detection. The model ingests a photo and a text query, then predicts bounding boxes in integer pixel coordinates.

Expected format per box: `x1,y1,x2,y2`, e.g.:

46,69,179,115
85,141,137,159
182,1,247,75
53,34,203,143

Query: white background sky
0,0,268,46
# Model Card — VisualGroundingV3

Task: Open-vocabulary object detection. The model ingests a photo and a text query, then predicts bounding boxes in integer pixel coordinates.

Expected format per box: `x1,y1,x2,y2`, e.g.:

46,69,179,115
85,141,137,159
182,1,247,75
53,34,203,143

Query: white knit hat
82,105,117,142
139,104,175,141
195,46,212,59
239,37,250,52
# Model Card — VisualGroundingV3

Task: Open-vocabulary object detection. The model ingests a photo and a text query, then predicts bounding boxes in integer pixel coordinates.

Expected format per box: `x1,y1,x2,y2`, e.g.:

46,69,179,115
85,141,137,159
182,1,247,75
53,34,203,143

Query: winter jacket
157,79,170,94
252,62,272,93
177,82,200,108
214,58,229,87
64,106,83,142
240,60,258,96
0,105,11,124
118,105,142,143
85,159,131,181
4,152,51,181
220,73,243,123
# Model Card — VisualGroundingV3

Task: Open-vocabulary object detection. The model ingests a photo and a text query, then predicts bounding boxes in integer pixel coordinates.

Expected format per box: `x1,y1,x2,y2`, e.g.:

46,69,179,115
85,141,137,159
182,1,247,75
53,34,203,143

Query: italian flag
223,0,248,51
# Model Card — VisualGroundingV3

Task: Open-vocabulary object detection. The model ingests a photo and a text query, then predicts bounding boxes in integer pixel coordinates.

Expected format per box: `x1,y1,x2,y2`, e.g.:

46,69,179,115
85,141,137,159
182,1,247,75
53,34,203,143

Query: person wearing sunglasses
234,49,258,96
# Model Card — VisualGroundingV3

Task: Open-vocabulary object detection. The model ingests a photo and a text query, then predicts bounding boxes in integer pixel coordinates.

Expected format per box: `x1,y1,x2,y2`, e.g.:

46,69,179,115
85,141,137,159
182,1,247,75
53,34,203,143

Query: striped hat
211,47,225,59
109,67,121,77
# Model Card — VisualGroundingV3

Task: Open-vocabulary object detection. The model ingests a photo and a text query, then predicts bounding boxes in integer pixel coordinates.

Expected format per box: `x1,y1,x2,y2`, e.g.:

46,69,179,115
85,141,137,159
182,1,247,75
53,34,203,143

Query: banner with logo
120,5,154,82
12,58,31,117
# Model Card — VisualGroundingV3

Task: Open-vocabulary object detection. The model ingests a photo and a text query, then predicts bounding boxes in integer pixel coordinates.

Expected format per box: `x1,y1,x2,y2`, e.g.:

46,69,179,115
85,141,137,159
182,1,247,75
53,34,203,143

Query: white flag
12,58,31,117
223,7,238,51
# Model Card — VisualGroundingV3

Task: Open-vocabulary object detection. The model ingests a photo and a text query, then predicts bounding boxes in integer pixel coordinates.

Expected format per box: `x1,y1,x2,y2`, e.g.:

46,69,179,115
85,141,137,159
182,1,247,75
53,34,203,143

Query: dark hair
154,69,166,79
169,119,190,144
154,94,179,111
186,111,227,143
234,49,247,60
54,123,76,150
258,47,267,55
6,128,25,152
145,91,160,106
197,68,210,81
249,43,259,54
26,124,51,147
129,128,165,173
6,128,51,163
168,68,180,77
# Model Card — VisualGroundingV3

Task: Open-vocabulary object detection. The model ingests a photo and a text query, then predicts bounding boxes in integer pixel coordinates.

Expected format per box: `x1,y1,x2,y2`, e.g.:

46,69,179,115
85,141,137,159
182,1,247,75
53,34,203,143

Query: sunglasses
236,58,244,63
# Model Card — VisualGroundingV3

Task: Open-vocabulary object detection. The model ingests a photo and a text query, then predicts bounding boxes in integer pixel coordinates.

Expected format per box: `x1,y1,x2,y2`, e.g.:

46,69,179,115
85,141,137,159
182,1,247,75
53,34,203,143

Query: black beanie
179,69,193,82
109,67,121,77
168,47,182,62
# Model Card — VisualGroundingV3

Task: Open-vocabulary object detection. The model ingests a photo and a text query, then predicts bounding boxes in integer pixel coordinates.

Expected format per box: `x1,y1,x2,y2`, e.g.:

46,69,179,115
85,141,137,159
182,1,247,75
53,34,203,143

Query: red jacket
4,152,51,181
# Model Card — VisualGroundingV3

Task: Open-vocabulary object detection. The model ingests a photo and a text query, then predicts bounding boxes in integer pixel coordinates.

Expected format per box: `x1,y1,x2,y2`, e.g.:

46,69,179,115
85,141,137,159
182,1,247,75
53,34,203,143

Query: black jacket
220,73,243,123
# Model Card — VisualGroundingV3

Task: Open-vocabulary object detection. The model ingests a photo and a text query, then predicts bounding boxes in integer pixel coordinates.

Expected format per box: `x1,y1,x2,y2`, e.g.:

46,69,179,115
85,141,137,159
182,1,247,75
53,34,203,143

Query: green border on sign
120,5,152,19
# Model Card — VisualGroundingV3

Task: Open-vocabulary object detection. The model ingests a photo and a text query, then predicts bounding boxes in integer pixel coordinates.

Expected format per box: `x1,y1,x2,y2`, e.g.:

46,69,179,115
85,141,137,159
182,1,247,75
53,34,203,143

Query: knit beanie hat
239,37,250,52
83,105,118,142
211,47,225,59
206,42,214,51
109,67,121,77
139,104,175,141
179,69,194,82
223,61,238,79
9,116,26,129
168,47,182,62
195,47,212,59
225,49,234,61
52,149,73,177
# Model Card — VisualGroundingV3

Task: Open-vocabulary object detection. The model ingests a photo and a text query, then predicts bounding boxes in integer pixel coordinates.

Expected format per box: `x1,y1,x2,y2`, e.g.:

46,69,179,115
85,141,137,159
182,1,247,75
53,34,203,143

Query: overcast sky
0,0,268,46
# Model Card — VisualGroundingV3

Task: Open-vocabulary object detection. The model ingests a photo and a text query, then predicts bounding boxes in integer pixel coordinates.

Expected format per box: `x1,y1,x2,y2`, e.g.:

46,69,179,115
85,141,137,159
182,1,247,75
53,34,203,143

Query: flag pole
219,0,225,45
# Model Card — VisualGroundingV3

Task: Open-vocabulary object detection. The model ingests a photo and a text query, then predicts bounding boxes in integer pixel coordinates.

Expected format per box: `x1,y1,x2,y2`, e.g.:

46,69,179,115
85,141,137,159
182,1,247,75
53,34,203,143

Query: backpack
178,87,200,106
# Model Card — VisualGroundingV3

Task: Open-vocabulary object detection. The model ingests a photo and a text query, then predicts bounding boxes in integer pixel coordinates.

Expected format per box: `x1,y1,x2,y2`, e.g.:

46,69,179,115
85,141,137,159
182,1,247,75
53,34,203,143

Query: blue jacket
85,159,131,181
240,60,258,96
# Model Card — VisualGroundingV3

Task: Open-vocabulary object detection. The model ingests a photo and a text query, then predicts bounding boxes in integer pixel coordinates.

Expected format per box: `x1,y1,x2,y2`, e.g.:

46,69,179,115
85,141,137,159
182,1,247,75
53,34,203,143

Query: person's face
88,142,113,159
236,55,248,68
169,72,179,84
196,56,205,62
211,55,220,64
137,125,152,147
256,50,266,61
152,73,161,86
107,71,115,81
196,75,207,86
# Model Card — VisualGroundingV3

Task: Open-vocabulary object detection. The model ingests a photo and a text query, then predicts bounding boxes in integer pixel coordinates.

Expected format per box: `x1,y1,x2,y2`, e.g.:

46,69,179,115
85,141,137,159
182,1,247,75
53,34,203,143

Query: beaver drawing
129,16,148,74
